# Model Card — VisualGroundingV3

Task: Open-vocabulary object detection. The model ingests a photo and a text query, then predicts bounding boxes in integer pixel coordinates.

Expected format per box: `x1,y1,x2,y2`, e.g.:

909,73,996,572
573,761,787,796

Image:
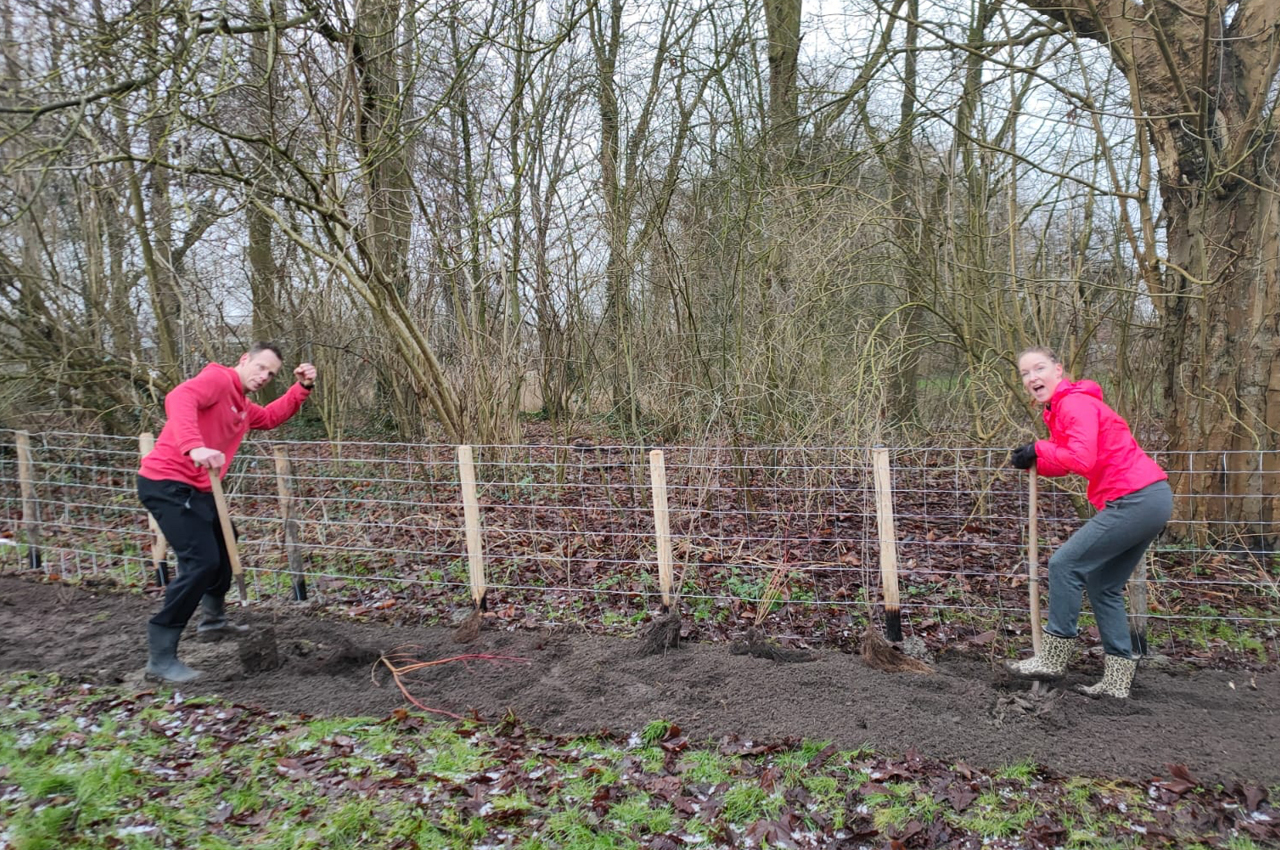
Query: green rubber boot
196,594,251,642
1005,632,1076,680
145,623,202,683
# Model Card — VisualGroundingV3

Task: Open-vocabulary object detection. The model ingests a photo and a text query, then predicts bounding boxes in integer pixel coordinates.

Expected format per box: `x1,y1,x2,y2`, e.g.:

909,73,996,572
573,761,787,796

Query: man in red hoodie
1005,346,1172,698
138,343,316,682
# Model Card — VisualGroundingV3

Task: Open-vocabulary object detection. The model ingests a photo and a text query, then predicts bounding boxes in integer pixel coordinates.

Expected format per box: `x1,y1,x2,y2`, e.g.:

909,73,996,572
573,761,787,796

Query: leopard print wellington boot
1005,632,1076,680
1076,654,1138,699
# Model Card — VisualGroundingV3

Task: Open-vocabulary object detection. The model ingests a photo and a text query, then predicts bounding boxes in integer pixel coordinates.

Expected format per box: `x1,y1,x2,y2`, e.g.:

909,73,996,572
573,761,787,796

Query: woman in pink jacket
1006,347,1172,698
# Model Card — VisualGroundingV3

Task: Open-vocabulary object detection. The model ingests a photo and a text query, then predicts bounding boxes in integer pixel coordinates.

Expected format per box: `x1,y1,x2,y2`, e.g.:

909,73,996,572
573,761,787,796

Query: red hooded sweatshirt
139,363,311,490
1034,379,1166,510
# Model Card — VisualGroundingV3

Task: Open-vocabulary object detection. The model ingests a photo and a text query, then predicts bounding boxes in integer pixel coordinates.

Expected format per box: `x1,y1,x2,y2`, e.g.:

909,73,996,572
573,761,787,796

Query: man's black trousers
138,475,235,629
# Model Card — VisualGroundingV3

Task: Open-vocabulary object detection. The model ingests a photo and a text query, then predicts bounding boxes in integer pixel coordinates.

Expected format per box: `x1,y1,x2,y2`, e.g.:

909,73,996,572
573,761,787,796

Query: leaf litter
2,672,1276,848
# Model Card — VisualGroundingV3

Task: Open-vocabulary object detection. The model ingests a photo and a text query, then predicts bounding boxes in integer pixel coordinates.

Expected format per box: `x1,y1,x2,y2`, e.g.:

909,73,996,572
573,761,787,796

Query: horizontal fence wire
1,431,1277,659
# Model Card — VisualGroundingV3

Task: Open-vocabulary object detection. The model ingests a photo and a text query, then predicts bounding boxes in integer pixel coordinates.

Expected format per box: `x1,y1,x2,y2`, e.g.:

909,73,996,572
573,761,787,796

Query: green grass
640,718,672,745
605,794,674,834
954,789,1038,837
720,785,782,824
681,749,734,785
491,787,534,816
0,674,1268,849
418,726,495,779
864,781,927,831
995,758,1039,782
536,807,637,849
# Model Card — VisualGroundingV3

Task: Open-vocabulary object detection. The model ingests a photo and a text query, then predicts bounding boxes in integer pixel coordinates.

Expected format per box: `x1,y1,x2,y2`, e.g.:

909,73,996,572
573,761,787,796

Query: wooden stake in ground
272,447,307,601
454,445,486,643
650,449,675,610
15,431,42,572
637,449,680,655
1127,549,1151,657
871,446,903,642
1028,464,1043,655
207,469,249,605
139,433,169,586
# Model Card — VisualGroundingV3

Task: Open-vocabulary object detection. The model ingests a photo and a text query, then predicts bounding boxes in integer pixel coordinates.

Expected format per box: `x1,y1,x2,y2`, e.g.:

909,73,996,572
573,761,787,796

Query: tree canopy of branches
1,0,1277,536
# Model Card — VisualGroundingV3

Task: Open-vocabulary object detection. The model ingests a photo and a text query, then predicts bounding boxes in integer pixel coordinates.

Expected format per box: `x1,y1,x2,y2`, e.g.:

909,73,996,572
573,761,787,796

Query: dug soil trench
1,574,1277,785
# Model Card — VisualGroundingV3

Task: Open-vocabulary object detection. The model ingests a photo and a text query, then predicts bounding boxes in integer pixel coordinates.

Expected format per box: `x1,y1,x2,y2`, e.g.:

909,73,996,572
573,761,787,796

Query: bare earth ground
2,574,1277,787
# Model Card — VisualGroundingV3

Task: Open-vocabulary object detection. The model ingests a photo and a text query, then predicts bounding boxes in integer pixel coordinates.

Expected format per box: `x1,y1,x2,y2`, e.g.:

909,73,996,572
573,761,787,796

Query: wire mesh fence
1,430,1277,660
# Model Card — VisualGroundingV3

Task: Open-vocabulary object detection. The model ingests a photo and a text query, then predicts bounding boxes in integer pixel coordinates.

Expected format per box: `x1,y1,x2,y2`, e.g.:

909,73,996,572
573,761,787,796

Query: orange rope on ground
376,646,530,719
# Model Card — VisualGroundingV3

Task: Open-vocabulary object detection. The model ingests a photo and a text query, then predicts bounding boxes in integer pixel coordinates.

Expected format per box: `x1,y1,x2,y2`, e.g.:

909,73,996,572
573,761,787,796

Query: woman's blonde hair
1017,346,1060,365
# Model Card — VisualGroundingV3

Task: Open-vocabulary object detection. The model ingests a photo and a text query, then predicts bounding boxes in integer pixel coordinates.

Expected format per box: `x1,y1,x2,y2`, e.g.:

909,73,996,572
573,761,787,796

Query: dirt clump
238,627,281,675
296,634,383,676
453,609,483,644
636,609,682,656
860,627,935,674
730,627,816,662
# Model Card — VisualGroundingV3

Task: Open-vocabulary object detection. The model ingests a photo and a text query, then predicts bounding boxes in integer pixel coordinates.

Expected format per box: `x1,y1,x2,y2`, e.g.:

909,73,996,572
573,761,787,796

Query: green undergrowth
0,673,1275,849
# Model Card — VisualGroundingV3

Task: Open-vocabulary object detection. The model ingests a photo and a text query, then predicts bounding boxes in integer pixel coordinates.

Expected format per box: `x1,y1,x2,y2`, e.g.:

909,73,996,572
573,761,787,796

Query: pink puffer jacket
1034,379,1166,510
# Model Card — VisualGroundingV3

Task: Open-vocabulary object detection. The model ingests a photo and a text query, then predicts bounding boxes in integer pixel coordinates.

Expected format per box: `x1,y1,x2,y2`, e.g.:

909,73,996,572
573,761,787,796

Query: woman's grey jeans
1046,480,1173,658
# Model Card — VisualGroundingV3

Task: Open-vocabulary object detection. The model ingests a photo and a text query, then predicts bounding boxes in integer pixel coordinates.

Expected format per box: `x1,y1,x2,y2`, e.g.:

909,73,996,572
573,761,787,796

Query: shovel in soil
208,469,249,606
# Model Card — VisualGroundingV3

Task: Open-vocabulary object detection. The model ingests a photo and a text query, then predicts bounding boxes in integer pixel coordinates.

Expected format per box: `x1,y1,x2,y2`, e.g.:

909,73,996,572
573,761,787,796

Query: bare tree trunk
354,0,413,300
885,0,923,424
763,0,800,157
245,0,283,349
591,0,640,429
1014,0,1280,544
74,175,106,352
102,181,140,359
758,0,801,430
350,0,466,438
447,14,486,331
1162,185,1280,544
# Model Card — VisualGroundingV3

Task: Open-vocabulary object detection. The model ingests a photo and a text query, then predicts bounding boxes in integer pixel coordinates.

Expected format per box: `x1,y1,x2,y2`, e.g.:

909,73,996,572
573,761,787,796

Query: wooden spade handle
1028,464,1042,654
207,469,243,576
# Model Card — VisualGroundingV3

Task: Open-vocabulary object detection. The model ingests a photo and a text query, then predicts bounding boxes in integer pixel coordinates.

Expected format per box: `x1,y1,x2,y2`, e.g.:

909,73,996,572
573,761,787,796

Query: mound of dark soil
1,574,1277,785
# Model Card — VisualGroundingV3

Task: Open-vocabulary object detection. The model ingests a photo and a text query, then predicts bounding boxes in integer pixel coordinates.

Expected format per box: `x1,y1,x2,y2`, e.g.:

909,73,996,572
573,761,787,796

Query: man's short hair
248,341,283,360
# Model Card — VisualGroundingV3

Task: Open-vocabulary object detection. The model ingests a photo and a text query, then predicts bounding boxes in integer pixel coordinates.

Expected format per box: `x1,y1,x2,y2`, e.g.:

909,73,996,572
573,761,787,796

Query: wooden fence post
649,449,674,610
871,446,903,642
15,431,42,572
1027,466,1044,654
273,446,307,601
457,445,487,610
139,432,170,586
1127,550,1151,657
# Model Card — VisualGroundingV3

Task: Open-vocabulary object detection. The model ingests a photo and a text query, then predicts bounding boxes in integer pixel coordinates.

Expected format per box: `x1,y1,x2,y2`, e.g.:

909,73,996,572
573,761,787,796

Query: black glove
1009,443,1037,470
